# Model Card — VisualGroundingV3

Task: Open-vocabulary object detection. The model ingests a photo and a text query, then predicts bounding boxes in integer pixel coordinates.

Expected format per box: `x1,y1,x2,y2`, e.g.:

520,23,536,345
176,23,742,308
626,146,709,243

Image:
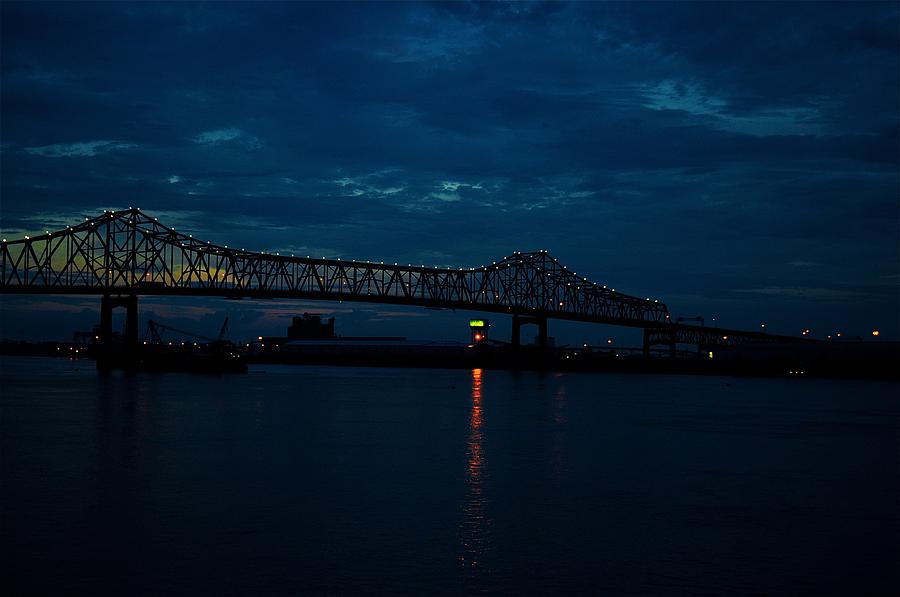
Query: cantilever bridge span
0,208,788,352
0,208,668,324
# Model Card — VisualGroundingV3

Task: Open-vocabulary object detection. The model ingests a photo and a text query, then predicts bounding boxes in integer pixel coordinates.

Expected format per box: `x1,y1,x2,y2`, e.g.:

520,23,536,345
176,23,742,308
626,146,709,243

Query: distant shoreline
2,339,897,381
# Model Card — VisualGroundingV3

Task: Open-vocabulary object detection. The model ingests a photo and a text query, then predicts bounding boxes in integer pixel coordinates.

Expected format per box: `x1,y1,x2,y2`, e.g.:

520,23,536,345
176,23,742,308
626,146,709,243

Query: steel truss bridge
0,208,800,352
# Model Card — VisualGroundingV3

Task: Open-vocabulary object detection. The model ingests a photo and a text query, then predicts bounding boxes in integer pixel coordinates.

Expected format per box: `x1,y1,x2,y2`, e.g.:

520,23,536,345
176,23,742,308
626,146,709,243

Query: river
1,356,897,595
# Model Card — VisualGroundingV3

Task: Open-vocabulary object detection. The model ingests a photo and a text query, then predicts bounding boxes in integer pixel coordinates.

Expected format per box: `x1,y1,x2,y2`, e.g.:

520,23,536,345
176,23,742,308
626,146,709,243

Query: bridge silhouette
0,208,793,354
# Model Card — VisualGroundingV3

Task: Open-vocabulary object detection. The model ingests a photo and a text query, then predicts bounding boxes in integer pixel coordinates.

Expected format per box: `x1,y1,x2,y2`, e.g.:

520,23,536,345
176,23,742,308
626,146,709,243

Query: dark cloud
1,0,897,340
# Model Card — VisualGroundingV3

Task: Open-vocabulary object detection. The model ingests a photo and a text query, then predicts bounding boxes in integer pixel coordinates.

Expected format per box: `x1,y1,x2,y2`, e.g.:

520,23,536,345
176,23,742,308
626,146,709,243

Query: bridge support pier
643,327,677,359
511,314,548,350
98,294,139,367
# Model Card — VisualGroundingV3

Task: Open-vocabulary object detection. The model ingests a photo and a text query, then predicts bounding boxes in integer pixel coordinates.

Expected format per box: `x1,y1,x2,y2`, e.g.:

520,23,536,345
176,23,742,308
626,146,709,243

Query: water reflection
551,381,568,480
459,368,491,576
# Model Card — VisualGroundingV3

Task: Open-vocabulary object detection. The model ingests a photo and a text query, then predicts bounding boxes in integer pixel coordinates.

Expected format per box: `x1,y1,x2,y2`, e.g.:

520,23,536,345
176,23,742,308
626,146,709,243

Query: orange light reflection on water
468,368,484,477
459,368,489,574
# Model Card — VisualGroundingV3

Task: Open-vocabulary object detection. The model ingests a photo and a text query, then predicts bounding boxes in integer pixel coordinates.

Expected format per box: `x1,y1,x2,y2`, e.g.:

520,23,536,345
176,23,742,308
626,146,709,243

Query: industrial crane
145,317,231,345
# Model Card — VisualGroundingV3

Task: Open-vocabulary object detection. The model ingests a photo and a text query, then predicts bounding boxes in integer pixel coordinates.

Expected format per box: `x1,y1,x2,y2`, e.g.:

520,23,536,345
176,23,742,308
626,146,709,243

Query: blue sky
1,1,897,343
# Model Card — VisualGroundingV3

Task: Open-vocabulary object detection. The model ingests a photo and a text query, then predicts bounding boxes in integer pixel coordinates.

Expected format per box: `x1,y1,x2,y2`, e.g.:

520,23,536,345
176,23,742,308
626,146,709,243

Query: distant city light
872,330,880,337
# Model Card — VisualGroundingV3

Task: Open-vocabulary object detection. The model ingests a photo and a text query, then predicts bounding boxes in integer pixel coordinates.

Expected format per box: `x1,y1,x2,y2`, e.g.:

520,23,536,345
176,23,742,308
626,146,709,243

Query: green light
469,319,485,328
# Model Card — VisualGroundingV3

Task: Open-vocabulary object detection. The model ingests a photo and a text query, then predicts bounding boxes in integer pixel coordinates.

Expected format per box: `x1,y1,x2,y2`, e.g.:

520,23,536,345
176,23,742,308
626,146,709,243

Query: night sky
1,1,897,343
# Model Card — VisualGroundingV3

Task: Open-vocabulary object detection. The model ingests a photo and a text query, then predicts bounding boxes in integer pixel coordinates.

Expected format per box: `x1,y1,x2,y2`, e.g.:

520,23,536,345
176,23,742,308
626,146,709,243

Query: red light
474,334,482,341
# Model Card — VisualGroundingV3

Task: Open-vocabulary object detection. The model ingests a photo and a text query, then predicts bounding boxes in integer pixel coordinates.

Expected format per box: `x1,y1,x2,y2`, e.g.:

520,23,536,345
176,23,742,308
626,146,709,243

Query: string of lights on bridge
0,207,883,339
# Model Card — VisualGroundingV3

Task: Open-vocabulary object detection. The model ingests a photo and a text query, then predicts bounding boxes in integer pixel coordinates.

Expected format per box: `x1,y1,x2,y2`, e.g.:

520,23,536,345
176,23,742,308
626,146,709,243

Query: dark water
1,356,898,596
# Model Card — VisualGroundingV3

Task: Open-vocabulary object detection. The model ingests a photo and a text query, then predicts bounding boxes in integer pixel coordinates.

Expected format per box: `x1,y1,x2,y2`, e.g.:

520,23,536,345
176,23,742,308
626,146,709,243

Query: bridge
0,208,800,354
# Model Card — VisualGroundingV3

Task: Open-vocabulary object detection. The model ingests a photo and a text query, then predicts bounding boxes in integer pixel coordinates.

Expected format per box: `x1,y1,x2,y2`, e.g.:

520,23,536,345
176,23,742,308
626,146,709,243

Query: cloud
24,140,137,158
192,127,242,144
440,180,483,192
429,192,461,202
736,287,865,300
192,127,262,149
329,171,408,198
641,80,826,136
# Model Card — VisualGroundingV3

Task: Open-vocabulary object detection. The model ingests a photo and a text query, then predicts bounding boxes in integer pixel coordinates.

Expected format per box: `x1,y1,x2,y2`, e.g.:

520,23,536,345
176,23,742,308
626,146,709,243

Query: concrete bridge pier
643,327,677,359
98,294,139,367
511,314,548,349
